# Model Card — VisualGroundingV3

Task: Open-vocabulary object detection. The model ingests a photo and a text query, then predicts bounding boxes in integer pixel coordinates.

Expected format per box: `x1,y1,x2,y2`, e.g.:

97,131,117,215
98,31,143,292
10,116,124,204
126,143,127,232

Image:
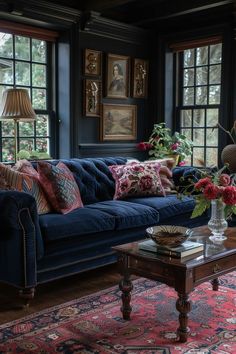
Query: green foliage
191,196,210,218
17,149,51,160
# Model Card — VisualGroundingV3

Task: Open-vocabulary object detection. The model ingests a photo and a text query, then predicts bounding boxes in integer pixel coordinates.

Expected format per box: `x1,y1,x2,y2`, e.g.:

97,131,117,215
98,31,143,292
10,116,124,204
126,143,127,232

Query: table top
113,226,236,269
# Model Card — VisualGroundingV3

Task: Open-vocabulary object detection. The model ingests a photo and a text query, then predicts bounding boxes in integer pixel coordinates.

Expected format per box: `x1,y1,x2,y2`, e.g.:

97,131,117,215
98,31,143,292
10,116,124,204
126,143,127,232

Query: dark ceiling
48,0,235,28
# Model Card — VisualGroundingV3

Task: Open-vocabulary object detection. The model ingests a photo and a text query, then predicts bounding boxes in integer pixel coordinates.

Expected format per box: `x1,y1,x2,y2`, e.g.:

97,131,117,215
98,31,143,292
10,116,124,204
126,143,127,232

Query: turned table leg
176,292,192,342
19,287,35,307
119,275,133,320
211,278,219,291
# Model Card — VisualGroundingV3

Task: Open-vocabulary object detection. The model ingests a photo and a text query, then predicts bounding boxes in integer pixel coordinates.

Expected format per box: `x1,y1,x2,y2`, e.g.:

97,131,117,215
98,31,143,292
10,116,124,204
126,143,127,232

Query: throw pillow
144,158,176,170
13,159,39,178
159,165,176,194
109,162,165,200
37,161,83,214
0,163,51,214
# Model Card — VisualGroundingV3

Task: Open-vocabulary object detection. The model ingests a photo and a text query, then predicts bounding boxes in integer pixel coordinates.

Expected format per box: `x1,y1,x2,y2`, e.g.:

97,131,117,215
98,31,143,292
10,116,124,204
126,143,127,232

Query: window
0,31,52,162
176,41,222,167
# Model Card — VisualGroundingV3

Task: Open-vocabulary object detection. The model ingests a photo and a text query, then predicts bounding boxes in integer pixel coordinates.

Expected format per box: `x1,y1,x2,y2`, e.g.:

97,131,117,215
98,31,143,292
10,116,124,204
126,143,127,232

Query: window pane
210,43,222,64
196,86,207,105
183,87,194,105
206,108,219,126
193,109,205,127
183,68,194,86
36,115,49,136
15,36,30,60
1,120,14,136
184,49,195,67
206,128,218,146
209,85,220,104
15,61,30,86
196,66,208,85
19,138,34,151
36,138,50,153
209,65,221,84
196,46,208,66
180,128,192,140
32,64,46,87
193,128,204,145
0,60,13,84
206,148,218,167
0,33,13,58
32,39,46,63
19,122,34,137
32,88,47,109
180,110,192,127
2,138,15,162
193,147,205,166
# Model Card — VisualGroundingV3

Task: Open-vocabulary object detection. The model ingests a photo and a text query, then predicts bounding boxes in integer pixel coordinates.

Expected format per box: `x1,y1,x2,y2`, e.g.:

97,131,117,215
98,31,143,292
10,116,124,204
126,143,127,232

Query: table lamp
0,88,36,161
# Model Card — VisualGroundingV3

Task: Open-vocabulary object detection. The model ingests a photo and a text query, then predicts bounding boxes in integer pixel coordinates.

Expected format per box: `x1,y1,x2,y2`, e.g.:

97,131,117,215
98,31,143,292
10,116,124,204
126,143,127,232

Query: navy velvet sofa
0,157,208,302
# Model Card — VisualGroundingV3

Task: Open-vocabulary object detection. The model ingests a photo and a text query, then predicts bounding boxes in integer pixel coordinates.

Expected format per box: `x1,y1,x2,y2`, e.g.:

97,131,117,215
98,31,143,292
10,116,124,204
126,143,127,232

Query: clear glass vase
208,199,228,243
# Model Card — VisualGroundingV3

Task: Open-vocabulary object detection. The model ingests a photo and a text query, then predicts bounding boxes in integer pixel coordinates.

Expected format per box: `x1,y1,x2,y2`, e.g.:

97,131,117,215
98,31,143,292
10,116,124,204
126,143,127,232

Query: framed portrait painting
84,49,102,76
132,58,148,98
83,79,101,117
101,104,137,141
106,54,129,99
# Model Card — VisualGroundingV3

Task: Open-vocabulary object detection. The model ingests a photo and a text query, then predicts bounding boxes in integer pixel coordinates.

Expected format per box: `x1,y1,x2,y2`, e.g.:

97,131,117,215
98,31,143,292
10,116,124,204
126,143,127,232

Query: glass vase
208,199,228,243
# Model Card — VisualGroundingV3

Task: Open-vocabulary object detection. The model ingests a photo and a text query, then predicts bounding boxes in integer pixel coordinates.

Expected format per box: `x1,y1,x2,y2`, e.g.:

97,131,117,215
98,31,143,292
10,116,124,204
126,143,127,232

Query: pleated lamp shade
0,88,36,122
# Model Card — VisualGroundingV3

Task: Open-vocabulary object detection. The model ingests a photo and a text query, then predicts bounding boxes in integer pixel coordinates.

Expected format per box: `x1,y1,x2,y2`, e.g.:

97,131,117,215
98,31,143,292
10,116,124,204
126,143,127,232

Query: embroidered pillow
37,161,83,214
109,162,165,200
0,163,51,214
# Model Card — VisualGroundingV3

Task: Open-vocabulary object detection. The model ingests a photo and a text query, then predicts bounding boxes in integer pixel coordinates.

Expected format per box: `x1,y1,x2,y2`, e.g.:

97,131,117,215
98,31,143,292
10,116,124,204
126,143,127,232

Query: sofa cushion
0,163,51,215
39,207,116,242
109,162,165,199
38,161,83,214
86,200,159,230
127,195,195,222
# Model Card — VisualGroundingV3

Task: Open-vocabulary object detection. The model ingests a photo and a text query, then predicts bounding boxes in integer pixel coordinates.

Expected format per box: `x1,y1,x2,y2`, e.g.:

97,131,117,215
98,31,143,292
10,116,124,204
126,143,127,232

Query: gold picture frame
84,49,102,76
101,104,137,141
132,58,148,98
83,79,101,117
106,54,129,98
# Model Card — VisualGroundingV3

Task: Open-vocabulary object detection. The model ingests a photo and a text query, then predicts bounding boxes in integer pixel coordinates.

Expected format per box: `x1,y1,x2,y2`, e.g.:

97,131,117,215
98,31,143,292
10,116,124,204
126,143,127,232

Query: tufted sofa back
34,157,127,205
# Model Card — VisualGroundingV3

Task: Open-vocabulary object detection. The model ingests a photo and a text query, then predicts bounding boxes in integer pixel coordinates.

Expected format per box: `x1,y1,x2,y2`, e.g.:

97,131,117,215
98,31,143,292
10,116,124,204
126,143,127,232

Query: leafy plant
137,122,193,162
16,149,51,160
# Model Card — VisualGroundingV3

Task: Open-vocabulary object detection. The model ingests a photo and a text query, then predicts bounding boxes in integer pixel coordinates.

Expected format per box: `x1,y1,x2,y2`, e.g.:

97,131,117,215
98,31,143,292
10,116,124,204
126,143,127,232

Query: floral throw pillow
37,161,83,214
109,162,165,200
0,163,51,215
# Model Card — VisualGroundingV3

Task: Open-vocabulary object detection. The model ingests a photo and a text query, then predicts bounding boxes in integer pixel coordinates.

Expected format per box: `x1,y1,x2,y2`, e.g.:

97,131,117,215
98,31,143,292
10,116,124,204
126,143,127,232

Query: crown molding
81,11,149,44
0,0,81,29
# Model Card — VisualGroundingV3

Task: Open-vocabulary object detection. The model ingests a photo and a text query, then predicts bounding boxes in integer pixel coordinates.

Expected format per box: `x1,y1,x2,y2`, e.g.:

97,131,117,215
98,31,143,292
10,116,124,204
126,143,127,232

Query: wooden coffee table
113,226,236,342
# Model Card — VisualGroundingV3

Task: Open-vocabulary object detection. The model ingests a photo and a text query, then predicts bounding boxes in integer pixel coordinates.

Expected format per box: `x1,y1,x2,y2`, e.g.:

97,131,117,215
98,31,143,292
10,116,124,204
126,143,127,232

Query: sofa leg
19,287,35,307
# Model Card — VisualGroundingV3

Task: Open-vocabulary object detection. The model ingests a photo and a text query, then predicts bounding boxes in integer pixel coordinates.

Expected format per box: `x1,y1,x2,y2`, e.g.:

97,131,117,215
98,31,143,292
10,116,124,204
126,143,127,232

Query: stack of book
139,239,204,258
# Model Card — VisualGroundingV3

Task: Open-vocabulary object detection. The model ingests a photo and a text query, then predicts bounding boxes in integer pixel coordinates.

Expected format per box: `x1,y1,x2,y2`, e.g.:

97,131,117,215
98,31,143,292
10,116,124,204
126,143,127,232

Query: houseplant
137,122,193,165
181,165,236,242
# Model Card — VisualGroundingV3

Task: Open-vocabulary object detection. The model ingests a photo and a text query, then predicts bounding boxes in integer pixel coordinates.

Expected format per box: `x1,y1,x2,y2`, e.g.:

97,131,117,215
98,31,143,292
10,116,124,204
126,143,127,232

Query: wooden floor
0,264,121,325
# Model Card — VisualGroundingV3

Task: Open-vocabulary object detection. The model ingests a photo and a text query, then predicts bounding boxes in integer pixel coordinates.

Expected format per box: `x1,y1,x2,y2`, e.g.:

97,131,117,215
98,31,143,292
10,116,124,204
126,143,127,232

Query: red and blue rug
0,272,235,353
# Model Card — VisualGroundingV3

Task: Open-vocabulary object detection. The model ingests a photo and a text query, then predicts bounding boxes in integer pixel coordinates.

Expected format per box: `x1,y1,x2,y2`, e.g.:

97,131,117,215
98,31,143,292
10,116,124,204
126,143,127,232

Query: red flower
219,173,231,186
222,186,236,205
178,160,186,166
170,142,180,151
194,177,212,191
137,142,153,151
203,183,220,200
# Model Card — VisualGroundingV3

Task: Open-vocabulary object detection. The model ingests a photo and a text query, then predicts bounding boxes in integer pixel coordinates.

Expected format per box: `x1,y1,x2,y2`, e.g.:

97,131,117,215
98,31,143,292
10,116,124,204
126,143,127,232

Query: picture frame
132,58,148,98
84,49,102,76
101,104,137,141
106,54,129,98
83,79,101,117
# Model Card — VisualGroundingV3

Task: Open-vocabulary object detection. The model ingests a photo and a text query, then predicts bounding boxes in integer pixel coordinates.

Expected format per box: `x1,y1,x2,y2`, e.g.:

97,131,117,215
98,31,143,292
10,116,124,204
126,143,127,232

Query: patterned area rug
0,272,235,354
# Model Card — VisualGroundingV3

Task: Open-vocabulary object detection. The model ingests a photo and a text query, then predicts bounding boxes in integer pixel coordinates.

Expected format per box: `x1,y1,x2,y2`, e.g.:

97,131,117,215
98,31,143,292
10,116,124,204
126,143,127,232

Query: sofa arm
172,166,202,192
0,190,43,288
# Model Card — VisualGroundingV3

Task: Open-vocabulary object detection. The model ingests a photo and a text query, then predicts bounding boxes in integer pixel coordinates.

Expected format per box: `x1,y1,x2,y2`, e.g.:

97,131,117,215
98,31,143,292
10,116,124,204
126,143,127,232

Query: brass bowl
146,225,192,247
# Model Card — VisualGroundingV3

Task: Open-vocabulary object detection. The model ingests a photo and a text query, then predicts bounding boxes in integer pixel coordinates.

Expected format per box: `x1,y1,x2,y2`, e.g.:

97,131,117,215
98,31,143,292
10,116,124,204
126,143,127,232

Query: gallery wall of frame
82,47,149,147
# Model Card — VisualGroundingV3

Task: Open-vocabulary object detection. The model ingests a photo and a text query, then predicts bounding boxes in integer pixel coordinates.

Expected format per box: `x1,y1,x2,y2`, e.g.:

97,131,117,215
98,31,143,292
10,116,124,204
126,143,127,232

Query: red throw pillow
109,162,165,200
37,161,83,214
0,163,51,214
